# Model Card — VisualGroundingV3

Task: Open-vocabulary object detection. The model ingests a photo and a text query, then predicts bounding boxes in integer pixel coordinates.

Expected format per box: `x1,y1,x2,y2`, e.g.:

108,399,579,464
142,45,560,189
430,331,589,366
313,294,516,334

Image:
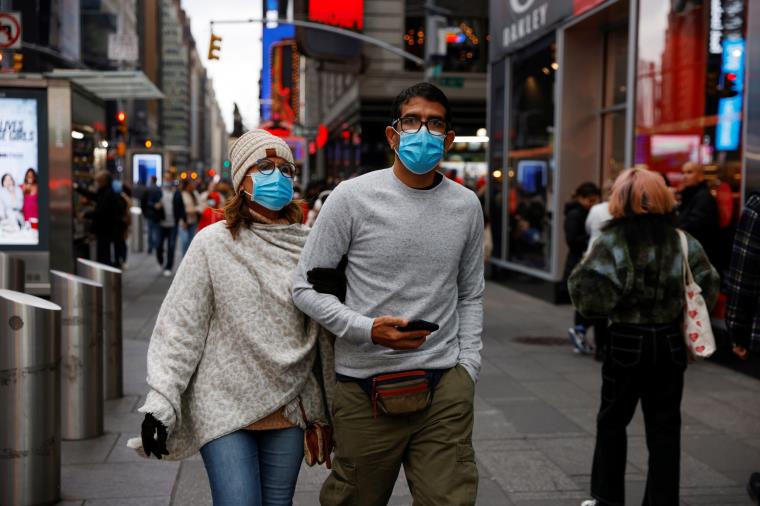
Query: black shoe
157,254,164,266
749,472,760,504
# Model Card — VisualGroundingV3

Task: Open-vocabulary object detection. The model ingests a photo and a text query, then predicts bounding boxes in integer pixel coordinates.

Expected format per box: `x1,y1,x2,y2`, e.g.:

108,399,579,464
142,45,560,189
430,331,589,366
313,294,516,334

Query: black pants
156,225,178,271
591,323,687,506
96,236,115,266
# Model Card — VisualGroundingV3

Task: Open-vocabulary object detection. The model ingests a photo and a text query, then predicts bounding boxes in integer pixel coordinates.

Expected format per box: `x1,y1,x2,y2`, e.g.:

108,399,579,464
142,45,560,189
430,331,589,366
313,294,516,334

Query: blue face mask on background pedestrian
244,171,293,211
395,128,445,175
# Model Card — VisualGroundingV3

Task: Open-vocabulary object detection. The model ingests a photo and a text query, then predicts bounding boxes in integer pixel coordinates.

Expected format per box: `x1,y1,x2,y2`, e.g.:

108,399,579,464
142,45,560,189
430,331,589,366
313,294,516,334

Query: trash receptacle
130,206,144,253
0,251,25,291
76,258,123,400
0,289,62,506
50,270,104,440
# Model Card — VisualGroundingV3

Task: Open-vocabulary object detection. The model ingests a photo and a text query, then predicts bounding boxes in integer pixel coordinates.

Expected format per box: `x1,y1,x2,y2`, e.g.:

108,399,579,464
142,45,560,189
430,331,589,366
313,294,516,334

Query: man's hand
732,345,749,361
371,316,430,350
141,413,169,459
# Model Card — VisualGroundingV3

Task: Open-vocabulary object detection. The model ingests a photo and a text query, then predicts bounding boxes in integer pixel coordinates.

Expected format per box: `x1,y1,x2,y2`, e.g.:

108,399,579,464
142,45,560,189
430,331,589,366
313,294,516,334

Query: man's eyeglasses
393,117,448,137
253,158,298,179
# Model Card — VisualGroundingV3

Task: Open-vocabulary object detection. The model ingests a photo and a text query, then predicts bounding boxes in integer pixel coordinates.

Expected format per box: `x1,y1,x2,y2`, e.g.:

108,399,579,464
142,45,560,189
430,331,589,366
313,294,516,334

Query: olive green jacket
569,222,720,324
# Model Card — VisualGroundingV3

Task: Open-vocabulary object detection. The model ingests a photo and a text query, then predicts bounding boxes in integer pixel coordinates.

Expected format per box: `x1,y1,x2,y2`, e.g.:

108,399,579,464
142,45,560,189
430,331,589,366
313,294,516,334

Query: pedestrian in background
140,176,162,254
678,162,719,265
197,191,224,232
563,182,601,354
75,170,124,266
155,173,185,277
569,168,719,506
724,192,760,505
179,179,199,256
136,130,336,506
293,82,483,506
114,183,133,268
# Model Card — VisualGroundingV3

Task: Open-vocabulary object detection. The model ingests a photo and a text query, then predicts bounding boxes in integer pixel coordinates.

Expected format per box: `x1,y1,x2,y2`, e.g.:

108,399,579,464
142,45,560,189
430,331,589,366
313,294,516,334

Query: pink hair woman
569,168,720,506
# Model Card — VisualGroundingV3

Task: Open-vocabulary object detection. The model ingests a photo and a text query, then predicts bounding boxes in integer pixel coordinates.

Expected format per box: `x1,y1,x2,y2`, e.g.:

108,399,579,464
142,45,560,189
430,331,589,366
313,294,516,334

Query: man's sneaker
569,327,593,355
162,269,172,277
580,500,598,506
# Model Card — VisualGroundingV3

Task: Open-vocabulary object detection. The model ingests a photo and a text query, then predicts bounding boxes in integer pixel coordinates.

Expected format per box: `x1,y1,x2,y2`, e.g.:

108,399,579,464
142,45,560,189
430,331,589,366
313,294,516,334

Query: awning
45,70,164,100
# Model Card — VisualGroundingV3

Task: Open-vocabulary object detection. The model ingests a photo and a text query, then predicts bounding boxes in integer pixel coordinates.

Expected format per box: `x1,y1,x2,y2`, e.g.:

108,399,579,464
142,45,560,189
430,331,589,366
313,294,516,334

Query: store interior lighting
71,130,84,140
100,140,108,148
455,135,489,143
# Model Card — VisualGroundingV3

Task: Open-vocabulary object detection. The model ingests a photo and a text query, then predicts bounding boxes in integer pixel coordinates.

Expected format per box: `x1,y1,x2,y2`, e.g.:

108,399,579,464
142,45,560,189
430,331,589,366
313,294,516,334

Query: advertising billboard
132,153,163,186
0,96,42,246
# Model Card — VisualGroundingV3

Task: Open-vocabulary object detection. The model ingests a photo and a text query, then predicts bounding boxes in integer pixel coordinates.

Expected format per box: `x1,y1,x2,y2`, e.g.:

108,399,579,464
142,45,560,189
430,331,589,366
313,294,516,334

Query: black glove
307,255,348,303
141,413,169,460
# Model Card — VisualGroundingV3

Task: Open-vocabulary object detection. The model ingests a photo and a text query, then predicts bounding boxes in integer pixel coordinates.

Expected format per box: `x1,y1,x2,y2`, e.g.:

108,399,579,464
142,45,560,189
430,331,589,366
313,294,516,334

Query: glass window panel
506,37,555,272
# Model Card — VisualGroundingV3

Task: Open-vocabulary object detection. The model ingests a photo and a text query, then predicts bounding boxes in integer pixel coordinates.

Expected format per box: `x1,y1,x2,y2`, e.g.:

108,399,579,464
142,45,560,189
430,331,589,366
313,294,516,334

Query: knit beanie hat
229,129,295,193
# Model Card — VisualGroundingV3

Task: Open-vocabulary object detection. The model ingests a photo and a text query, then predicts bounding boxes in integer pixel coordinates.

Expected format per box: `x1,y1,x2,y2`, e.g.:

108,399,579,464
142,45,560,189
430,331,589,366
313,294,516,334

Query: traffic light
12,52,22,72
208,33,222,60
144,139,153,149
222,159,231,169
718,72,739,99
208,168,216,177
116,111,128,135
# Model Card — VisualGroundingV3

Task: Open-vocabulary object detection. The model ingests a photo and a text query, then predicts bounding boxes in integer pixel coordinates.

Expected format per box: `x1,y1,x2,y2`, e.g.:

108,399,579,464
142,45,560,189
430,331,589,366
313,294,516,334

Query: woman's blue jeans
200,427,304,506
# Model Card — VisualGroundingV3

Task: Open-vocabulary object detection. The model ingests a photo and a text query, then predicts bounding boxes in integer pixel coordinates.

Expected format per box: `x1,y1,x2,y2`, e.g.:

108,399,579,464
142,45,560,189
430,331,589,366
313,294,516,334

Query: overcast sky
181,0,263,132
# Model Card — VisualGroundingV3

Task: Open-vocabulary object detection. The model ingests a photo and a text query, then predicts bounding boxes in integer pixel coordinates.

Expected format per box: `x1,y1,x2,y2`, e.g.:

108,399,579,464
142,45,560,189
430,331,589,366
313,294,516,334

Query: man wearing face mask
293,83,484,505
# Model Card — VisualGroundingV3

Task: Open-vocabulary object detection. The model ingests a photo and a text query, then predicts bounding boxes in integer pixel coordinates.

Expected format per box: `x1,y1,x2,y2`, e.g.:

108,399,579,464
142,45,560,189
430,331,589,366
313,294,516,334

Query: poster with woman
0,97,39,245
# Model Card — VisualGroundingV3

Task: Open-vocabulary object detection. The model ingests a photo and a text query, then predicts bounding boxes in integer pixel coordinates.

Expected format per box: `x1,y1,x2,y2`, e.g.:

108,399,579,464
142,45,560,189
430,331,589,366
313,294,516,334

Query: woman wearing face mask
134,130,337,505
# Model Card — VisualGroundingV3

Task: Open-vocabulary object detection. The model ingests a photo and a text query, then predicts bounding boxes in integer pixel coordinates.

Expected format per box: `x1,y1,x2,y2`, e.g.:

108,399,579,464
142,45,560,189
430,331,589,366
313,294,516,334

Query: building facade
487,0,753,302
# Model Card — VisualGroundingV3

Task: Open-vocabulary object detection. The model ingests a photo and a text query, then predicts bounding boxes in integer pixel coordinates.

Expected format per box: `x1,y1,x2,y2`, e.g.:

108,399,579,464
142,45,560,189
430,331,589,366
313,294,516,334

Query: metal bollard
50,270,104,440
76,258,123,400
129,206,144,253
0,289,62,506
0,251,25,291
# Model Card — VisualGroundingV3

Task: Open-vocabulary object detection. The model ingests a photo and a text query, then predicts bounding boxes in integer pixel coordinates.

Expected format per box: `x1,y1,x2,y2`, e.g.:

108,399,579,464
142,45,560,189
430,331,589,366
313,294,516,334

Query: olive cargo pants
320,364,478,506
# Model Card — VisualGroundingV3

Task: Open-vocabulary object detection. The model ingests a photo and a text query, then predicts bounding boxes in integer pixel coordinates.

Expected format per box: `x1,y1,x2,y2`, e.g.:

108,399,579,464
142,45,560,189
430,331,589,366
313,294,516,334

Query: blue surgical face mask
395,128,445,175
244,171,293,211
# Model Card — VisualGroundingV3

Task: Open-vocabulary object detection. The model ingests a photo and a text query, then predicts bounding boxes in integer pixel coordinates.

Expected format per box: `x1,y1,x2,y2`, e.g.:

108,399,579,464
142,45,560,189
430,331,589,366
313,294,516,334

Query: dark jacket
725,193,760,352
678,181,719,262
140,184,163,223
569,215,720,324
77,185,124,239
563,201,590,281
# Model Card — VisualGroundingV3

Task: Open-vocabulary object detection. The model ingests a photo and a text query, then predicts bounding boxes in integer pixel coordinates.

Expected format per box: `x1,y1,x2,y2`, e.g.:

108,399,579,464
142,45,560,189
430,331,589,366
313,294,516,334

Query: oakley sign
490,0,573,58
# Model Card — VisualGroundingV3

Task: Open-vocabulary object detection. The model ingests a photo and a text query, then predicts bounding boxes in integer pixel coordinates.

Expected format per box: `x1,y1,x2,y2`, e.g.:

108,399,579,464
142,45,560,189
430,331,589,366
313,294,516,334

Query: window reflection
506,37,555,271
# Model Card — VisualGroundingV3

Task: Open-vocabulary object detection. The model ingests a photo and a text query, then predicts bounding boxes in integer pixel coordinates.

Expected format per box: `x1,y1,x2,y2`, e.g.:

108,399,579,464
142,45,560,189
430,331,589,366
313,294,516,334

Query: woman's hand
732,345,749,361
141,413,169,459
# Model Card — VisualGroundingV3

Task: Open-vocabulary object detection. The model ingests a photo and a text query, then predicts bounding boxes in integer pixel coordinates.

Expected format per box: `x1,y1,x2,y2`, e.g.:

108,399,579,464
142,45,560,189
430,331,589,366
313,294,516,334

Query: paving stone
54,502,83,506
107,433,151,463
476,476,514,505
62,433,119,465
532,437,595,476
86,498,170,506
473,404,519,440
684,434,760,478
61,461,179,499
294,462,331,492
171,461,211,506
104,411,144,434
522,380,598,410
475,374,537,402
105,396,140,415
477,450,579,493
491,399,585,435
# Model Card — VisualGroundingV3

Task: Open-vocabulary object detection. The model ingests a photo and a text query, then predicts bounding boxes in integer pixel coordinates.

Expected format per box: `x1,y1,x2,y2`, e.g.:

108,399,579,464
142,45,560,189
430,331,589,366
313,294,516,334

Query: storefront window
506,37,556,271
635,0,747,273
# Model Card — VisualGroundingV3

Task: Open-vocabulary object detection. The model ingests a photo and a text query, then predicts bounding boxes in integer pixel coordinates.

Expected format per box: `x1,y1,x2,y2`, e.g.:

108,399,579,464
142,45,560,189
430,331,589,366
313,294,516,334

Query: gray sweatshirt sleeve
456,202,485,382
138,237,214,434
292,185,375,343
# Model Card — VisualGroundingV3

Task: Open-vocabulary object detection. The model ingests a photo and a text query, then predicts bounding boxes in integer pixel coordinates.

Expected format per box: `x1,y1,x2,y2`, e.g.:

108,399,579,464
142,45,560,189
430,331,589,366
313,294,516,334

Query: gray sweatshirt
292,168,484,381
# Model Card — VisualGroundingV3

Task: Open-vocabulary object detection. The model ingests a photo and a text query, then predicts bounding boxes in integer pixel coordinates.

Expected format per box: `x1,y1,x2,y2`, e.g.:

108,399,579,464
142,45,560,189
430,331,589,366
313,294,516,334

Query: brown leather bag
298,398,333,469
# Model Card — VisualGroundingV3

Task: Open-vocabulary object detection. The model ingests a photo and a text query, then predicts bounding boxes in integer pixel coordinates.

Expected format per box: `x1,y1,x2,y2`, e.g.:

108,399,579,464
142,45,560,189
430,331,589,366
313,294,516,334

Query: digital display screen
0,97,40,246
132,153,163,186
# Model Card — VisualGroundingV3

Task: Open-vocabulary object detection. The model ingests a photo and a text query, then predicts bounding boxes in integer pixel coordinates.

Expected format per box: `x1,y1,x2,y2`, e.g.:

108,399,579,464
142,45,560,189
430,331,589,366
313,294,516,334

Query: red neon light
316,124,328,149
726,72,737,81
309,0,363,31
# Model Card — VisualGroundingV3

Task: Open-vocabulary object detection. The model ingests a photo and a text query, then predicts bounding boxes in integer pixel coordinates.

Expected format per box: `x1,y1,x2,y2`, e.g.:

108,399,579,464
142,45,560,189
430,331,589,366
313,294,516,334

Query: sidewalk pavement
57,250,760,505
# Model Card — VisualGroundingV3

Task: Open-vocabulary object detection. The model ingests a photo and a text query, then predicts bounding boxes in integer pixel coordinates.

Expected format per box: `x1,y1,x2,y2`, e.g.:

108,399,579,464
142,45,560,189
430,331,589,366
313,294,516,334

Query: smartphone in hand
397,319,439,333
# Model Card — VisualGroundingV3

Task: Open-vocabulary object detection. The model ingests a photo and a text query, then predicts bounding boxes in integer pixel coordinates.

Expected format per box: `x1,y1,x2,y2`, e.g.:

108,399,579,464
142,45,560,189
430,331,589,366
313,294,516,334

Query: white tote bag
677,230,716,358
